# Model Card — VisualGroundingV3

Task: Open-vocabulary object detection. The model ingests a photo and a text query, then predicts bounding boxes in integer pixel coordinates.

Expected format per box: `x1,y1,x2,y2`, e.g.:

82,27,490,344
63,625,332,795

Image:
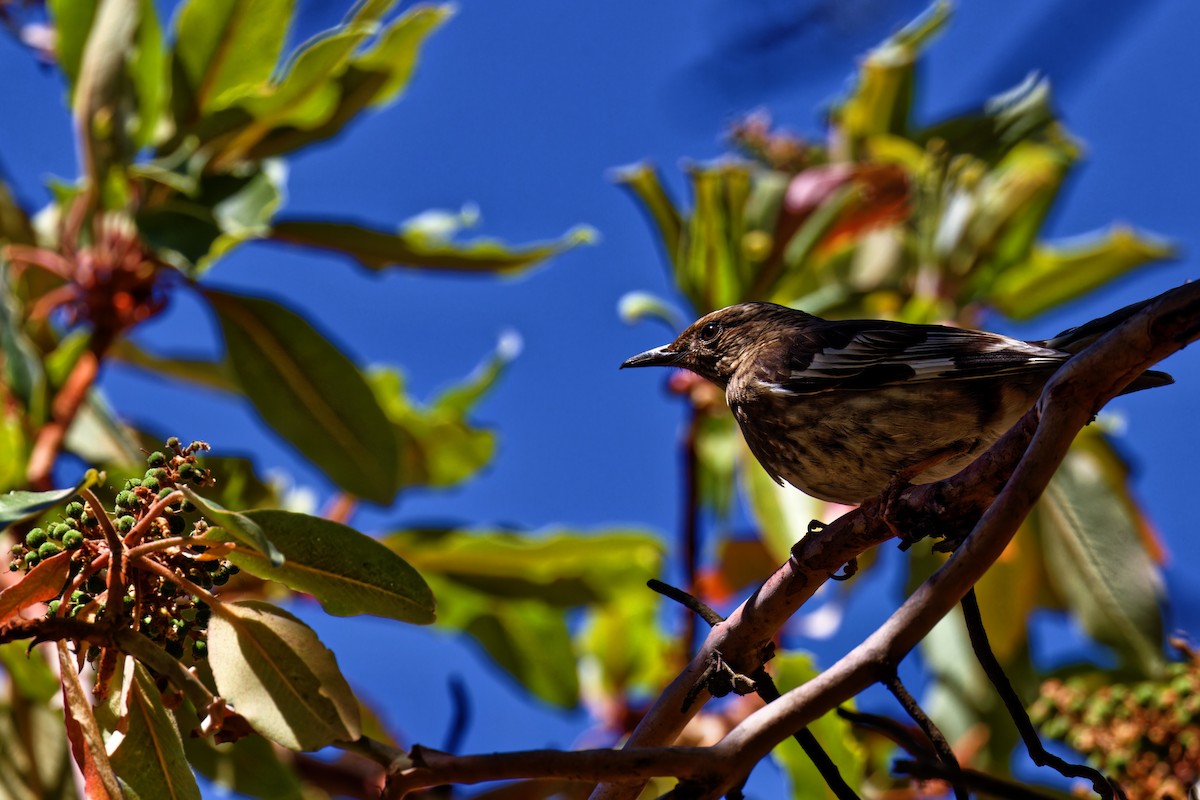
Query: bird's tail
1040,292,1175,394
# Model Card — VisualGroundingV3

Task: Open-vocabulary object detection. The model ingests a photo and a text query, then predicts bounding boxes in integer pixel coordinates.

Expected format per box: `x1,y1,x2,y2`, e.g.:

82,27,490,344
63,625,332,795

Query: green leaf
237,6,450,161
1032,430,1166,675
204,289,398,504
0,681,78,799
385,528,663,607
1,264,46,419
0,179,35,246
270,218,596,274
181,731,303,800
64,390,145,468
137,166,284,274
426,574,580,708
109,338,238,394
0,471,98,531
207,600,362,750
741,448,831,563
578,588,674,698
73,0,140,194
172,0,295,115
916,74,1056,166
129,0,167,150
366,338,513,492
355,5,452,106
833,0,950,143
47,0,100,96
617,291,684,330
179,486,283,566
195,456,280,512
770,652,866,798
614,163,683,271
208,509,436,624
96,661,201,800
0,642,60,704
987,226,1175,320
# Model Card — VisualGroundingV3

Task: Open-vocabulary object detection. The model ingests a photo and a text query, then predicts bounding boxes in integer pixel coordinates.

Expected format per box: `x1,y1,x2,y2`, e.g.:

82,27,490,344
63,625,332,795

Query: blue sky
2,0,1199,792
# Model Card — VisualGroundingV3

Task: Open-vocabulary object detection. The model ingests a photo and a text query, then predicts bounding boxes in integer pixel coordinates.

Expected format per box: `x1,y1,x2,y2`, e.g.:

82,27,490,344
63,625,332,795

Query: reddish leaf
0,550,72,624
58,641,123,800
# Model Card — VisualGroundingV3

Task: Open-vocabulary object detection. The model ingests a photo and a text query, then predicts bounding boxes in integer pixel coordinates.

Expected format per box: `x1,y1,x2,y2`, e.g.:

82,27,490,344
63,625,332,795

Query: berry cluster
1029,647,1200,799
6,439,239,664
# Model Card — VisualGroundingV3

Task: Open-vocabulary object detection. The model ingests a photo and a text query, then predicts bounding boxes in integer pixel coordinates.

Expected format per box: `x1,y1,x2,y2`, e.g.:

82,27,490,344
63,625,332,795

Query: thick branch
382,284,1198,799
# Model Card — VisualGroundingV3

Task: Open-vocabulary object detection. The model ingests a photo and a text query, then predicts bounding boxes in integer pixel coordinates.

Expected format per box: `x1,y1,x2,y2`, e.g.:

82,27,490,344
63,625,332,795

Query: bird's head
620,302,805,389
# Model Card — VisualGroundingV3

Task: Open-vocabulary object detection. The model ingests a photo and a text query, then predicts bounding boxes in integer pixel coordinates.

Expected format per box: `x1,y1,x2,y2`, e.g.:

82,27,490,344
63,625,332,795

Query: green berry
142,477,161,493
212,568,230,586
8,561,18,572
157,487,173,500
181,500,196,513
50,523,71,540
177,463,196,481
147,451,167,468
167,515,186,535
115,491,136,509
38,542,61,559
226,564,240,576
25,528,47,548
71,590,87,604
62,531,83,550
86,645,101,662
116,516,136,533
65,517,80,530
47,599,60,615
65,501,85,518
23,553,40,568
166,436,180,449
191,640,208,658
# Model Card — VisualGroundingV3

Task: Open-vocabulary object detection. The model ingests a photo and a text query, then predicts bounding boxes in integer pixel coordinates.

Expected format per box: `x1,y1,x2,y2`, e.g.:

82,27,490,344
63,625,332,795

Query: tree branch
379,284,1198,799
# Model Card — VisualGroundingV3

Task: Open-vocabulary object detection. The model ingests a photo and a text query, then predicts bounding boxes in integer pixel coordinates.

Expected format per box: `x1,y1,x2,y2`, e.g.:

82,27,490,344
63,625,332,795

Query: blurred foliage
620,1,1174,793
0,1,649,797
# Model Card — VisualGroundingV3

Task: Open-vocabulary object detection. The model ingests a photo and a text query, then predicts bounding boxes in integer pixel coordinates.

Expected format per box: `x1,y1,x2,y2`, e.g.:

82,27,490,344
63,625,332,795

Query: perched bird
621,300,1172,505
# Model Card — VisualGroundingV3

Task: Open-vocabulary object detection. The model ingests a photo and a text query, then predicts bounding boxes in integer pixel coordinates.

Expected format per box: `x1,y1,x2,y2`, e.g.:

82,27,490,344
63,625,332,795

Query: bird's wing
780,324,1067,394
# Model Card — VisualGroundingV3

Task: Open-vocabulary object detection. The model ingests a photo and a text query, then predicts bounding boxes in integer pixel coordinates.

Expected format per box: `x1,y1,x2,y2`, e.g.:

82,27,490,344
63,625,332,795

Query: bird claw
830,557,858,581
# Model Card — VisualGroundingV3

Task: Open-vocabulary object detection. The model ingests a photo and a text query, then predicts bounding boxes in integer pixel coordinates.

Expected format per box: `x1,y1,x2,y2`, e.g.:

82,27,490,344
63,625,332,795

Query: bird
621,300,1172,505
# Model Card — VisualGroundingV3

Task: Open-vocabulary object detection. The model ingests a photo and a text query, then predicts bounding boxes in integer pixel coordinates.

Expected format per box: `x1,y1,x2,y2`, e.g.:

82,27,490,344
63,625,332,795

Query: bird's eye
699,322,721,342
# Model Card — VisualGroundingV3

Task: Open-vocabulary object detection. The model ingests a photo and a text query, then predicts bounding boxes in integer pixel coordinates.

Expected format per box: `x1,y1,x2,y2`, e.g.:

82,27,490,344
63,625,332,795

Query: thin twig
680,405,703,654
959,588,1125,800
882,673,966,800
81,487,125,624
752,669,859,800
648,579,723,627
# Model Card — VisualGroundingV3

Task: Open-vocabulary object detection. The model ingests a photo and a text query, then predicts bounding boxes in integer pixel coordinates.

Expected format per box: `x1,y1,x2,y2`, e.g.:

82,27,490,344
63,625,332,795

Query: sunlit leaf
0,472,98,531
987,226,1175,320
426,574,579,708
181,730,303,800
64,390,145,468
96,661,201,800
129,0,166,149
208,509,436,624
172,0,295,116
1033,431,1166,675
617,291,684,330
47,0,100,96
0,551,72,625
614,163,683,271
916,74,1056,165
770,652,866,798
208,600,362,750
270,218,595,274
740,448,833,563
72,0,140,194
578,587,674,699
180,487,283,566
833,1,951,143
0,265,45,422
204,289,398,504
385,528,662,607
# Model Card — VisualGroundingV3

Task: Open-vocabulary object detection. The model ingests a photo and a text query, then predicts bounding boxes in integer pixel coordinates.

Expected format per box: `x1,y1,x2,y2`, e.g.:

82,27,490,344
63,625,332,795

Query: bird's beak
620,344,683,369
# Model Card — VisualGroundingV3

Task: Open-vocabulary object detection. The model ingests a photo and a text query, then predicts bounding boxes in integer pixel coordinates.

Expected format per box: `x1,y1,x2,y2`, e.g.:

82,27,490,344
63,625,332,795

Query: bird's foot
830,557,858,581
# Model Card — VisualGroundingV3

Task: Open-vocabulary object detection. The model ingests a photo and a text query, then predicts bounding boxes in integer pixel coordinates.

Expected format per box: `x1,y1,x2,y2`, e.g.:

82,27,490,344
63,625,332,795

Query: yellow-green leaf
208,600,361,750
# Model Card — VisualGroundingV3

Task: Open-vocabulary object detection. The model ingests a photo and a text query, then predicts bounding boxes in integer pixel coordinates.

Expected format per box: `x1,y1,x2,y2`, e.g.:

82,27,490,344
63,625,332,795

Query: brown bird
621,301,1171,505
